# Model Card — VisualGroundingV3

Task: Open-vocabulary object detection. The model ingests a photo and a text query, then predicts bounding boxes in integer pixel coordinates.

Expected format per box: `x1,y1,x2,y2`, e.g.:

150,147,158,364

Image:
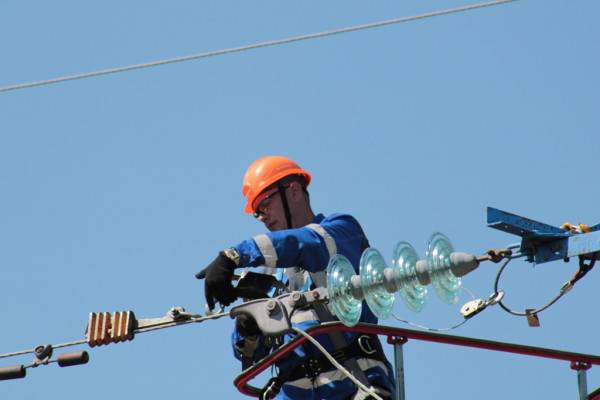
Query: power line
0,0,518,94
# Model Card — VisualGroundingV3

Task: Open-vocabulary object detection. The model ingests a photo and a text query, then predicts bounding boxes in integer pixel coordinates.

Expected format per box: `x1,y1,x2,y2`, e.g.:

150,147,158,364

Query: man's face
254,188,287,231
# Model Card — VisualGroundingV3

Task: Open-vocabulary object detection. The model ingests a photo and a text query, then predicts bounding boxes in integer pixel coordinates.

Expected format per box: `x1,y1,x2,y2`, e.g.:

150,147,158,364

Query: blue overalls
230,213,396,400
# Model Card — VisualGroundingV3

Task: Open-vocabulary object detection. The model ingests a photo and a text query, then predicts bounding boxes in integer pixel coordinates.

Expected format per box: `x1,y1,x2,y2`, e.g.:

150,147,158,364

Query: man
197,156,395,399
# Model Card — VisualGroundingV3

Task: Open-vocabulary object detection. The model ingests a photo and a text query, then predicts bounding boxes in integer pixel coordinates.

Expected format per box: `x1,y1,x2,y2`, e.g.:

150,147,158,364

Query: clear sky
1,1,599,399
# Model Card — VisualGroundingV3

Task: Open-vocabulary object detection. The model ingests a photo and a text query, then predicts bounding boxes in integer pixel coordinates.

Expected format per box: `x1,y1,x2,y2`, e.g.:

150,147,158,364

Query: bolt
266,300,277,315
311,289,320,300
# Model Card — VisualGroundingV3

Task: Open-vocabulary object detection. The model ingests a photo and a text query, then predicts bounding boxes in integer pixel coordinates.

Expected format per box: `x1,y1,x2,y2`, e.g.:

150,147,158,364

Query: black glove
195,252,237,310
235,314,260,337
235,271,279,300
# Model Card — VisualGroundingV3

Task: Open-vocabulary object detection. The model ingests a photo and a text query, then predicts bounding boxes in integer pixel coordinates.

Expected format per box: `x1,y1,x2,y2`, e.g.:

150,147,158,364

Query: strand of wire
135,311,230,334
0,339,88,360
391,313,469,332
0,0,518,94
291,327,384,400
0,312,229,359
493,257,568,316
391,286,475,332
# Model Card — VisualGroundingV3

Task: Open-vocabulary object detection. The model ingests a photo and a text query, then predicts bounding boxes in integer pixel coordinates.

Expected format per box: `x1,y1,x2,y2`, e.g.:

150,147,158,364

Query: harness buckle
357,335,377,355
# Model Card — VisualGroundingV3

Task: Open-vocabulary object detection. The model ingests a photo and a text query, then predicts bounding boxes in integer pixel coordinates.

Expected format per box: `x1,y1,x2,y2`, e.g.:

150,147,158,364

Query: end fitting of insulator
449,252,480,277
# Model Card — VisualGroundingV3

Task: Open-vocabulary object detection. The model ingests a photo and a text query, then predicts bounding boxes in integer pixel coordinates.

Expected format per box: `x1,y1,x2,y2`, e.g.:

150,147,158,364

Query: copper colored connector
111,311,136,343
86,311,136,347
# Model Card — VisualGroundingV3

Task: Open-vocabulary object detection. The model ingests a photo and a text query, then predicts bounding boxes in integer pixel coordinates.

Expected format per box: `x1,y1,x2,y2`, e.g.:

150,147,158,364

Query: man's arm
234,214,366,272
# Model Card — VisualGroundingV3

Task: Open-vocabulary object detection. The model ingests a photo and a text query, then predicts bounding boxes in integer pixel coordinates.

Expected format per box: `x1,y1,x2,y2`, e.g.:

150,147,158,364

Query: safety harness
258,211,386,399
259,334,386,400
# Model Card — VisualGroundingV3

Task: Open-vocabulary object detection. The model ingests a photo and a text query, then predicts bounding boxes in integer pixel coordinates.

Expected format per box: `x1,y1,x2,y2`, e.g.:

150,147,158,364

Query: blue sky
1,1,599,399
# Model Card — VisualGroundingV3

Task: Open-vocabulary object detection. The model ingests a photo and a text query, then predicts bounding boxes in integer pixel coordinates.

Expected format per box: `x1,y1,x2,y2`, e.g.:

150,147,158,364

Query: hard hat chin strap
277,185,293,229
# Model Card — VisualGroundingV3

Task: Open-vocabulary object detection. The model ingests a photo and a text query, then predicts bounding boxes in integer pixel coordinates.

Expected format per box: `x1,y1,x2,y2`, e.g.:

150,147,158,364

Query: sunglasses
252,185,291,219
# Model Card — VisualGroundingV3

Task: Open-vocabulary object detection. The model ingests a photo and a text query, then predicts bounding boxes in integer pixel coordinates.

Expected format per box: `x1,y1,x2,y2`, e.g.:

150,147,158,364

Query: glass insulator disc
392,241,427,312
326,254,361,327
426,232,461,304
360,248,395,320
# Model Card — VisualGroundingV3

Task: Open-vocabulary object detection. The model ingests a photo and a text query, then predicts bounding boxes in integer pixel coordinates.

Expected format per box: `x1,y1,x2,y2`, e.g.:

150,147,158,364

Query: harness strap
285,334,386,382
305,223,371,387
259,334,386,399
278,185,293,229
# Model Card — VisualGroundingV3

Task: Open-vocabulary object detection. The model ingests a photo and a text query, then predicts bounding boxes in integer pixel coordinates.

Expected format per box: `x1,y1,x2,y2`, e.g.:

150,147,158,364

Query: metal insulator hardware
86,311,136,347
33,345,53,366
460,299,486,319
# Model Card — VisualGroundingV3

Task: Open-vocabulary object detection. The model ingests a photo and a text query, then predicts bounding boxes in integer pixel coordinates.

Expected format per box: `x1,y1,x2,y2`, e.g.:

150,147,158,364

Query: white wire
0,0,518,94
291,327,384,400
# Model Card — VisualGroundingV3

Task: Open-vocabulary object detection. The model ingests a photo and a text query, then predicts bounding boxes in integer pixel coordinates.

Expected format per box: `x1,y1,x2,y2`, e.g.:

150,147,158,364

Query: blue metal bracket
487,207,600,264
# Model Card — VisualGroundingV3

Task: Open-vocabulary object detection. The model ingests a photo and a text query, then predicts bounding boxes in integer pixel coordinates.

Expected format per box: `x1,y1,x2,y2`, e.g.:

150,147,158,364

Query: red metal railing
233,322,600,398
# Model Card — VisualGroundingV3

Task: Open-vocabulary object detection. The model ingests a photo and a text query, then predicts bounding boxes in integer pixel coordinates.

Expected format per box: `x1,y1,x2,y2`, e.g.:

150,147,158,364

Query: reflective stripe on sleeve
306,223,337,257
306,223,337,287
253,234,278,268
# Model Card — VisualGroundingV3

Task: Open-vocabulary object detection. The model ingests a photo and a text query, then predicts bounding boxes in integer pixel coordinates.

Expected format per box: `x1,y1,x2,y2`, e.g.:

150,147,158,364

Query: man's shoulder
320,212,362,227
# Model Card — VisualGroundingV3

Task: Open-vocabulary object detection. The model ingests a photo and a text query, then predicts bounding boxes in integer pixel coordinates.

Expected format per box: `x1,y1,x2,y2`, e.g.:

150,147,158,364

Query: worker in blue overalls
196,156,395,399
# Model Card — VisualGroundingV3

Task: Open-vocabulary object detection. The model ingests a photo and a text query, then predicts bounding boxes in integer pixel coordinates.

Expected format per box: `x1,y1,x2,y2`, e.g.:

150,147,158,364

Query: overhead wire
0,0,519,94
493,257,573,317
0,311,229,360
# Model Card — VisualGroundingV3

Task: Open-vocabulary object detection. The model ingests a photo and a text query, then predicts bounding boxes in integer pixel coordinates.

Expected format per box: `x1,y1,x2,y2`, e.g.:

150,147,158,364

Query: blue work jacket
230,213,395,400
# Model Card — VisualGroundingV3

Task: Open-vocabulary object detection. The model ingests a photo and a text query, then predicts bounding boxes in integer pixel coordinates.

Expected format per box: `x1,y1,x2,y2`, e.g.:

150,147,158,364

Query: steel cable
0,0,519,94
0,312,229,360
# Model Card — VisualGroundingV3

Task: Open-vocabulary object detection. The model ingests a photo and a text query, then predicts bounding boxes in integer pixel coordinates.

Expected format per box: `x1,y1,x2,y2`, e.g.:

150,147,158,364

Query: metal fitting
265,300,277,315
290,292,306,308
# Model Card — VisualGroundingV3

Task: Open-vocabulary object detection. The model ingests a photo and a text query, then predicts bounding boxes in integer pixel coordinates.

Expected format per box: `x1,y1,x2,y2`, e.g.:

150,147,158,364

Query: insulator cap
57,351,89,367
449,252,480,277
415,260,430,285
0,365,26,380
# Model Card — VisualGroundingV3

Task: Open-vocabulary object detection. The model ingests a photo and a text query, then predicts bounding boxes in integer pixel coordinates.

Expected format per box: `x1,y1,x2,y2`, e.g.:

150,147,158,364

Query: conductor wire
0,312,229,360
0,0,519,94
494,258,568,316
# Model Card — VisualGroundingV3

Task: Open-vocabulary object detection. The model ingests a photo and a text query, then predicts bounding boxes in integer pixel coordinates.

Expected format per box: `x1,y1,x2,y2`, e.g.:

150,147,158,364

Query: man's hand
195,252,237,310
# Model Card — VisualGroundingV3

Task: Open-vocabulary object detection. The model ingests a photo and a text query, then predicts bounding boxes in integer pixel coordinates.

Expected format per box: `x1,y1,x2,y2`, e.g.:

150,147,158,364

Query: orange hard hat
242,156,312,214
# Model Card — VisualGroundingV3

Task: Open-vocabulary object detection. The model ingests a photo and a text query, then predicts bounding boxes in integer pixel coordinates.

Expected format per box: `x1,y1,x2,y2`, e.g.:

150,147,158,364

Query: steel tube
392,340,406,400
577,369,588,400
